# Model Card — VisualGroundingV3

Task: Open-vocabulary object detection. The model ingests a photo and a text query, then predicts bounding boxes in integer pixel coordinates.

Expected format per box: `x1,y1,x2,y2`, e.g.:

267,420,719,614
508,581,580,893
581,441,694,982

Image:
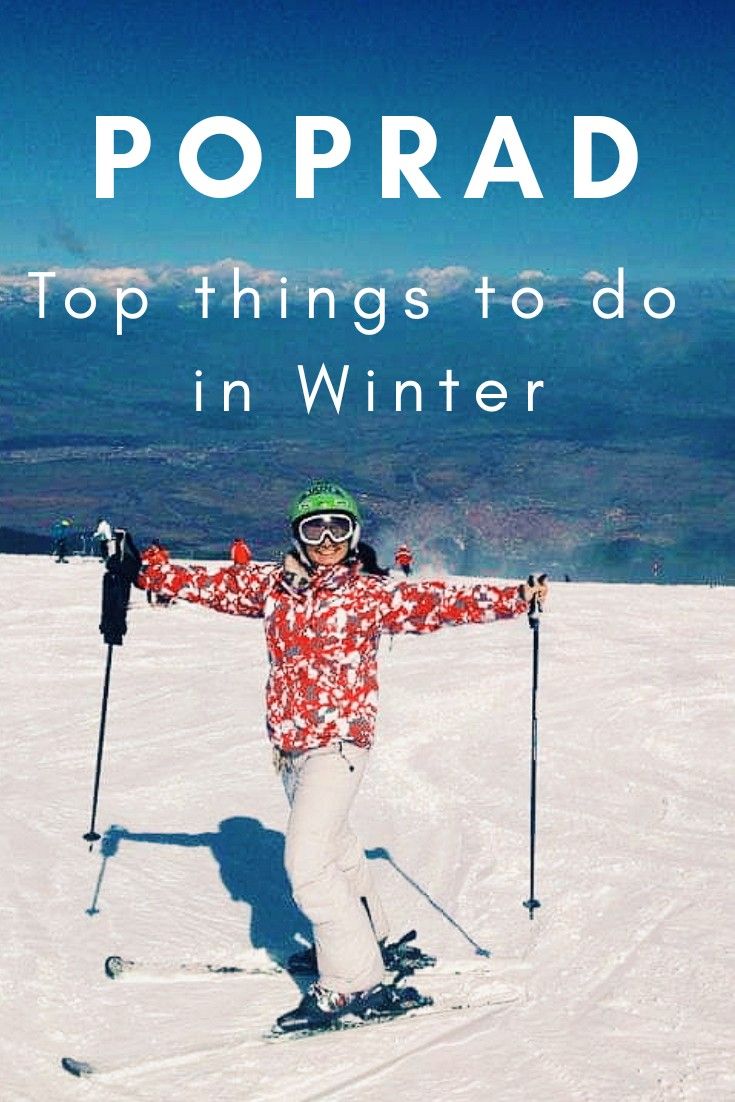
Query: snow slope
2,555,733,1102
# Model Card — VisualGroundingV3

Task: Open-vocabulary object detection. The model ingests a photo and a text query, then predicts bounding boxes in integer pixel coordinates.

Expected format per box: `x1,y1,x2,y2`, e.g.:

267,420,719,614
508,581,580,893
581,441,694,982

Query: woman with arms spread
140,480,546,1034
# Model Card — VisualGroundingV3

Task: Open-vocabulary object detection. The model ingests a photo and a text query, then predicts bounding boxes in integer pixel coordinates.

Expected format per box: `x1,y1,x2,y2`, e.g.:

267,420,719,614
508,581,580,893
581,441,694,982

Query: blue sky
0,0,732,278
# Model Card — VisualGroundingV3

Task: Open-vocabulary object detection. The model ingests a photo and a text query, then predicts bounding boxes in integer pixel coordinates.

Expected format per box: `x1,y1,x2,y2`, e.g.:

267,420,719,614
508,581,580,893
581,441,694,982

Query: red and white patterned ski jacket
140,560,527,753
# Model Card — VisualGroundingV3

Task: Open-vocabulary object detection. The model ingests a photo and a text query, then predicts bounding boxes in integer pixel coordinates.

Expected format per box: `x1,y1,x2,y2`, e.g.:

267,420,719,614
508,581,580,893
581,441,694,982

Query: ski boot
285,942,319,975
274,979,431,1034
286,929,435,978
354,979,432,1020
381,929,436,976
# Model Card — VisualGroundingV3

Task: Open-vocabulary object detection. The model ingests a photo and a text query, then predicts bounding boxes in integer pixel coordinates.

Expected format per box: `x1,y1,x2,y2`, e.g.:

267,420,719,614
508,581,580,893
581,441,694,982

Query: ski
265,975,521,1042
104,929,440,984
61,975,522,1077
104,952,284,981
60,1040,230,1080
61,1058,99,1079
103,951,501,984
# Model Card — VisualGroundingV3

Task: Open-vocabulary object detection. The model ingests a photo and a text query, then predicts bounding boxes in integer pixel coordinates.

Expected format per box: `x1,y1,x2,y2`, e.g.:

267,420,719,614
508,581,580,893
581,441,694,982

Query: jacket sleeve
379,579,527,635
137,559,274,617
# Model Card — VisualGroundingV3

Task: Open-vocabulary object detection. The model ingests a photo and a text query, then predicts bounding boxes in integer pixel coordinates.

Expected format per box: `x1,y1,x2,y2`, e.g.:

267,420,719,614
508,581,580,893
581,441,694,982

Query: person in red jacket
142,540,171,606
139,480,547,1034
230,537,252,566
394,543,413,576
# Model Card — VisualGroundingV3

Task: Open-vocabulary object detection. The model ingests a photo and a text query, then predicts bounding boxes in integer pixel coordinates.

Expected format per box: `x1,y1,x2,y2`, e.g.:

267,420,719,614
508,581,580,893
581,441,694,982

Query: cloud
0,262,712,314
407,265,472,296
0,273,36,288
181,258,282,287
309,268,346,281
0,273,40,307
517,269,555,283
64,266,155,291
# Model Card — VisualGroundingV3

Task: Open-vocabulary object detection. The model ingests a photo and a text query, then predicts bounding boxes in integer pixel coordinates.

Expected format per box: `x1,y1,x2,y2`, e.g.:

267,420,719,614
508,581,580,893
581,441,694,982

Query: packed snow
2,554,733,1101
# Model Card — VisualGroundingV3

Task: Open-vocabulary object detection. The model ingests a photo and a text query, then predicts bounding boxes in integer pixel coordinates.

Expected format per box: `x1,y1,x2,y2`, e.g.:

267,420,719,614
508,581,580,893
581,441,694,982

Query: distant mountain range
1,279,732,583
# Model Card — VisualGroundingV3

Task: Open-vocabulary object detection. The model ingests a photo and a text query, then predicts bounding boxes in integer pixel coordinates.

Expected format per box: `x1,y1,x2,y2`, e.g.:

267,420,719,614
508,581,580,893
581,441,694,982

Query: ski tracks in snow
292,996,522,1102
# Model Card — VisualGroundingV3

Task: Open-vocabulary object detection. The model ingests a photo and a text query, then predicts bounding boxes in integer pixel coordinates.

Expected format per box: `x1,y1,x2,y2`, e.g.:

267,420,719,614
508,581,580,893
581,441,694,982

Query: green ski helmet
289,480,362,551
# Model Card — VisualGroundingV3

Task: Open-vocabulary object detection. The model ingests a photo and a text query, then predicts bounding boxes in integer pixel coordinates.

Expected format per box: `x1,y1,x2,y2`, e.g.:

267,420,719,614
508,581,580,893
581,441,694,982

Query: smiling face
305,536,350,568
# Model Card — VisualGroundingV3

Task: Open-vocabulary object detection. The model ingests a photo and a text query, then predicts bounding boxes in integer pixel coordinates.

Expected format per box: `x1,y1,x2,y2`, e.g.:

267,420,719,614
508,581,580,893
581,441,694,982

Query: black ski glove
100,530,143,645
105,529,143,584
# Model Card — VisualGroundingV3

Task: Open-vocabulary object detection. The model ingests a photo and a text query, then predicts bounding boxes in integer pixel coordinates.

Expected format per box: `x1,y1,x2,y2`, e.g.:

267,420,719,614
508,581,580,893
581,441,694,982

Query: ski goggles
296,513,356,546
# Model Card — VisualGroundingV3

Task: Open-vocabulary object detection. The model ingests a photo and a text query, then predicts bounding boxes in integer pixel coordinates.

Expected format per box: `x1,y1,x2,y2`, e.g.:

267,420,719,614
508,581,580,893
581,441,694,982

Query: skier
141,540,172,606
230,537,252,566
136,480,547,1034
92,518,113,560
395,543,413,576
52,518,73,563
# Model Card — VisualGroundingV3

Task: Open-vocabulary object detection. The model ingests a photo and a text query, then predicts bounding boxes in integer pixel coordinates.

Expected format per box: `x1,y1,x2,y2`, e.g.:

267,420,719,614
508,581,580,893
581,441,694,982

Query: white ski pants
280,741,388,994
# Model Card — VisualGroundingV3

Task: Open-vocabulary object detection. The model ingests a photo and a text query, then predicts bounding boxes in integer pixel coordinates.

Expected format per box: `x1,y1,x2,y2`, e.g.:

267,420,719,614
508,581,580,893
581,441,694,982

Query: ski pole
523,574,546,919
84,529,141,850
83,643,114,849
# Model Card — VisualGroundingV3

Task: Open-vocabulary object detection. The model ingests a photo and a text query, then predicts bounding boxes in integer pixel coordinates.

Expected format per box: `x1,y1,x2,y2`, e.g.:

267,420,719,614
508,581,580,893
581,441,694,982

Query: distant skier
141,540,172,606
92,518,113,560
136,480,547,1034
52,518,73,563
394,543,413,576
230,537,252,566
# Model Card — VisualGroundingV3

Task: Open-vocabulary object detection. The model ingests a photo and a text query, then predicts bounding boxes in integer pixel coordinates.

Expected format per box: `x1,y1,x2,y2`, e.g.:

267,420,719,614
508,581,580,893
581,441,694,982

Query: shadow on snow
88,818,310,964
86,823,492,960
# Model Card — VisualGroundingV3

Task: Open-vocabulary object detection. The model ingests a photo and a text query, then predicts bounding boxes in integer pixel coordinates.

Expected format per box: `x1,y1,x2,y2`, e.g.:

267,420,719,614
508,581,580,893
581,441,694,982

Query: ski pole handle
526,573,548,627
